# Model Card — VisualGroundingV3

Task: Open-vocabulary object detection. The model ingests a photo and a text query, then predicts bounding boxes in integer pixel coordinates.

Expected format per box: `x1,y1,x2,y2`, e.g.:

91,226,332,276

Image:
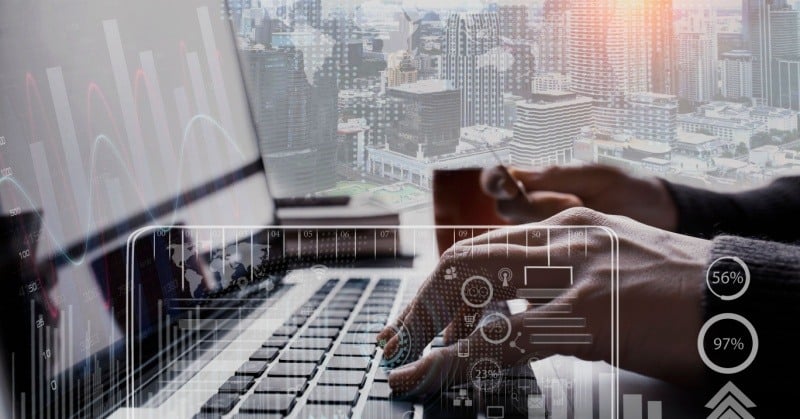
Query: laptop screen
0,0,275,414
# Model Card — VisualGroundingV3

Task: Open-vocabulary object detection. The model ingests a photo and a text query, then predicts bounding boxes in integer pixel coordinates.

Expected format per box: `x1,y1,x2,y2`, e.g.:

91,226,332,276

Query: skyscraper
645,0,676,94
539,0,569,74
511,91,593,166
742,0,786,103
442,12,506,127
567,0,649,103
773,56,800,110
721,50,754,100
769,7,800,106
676,32,718,104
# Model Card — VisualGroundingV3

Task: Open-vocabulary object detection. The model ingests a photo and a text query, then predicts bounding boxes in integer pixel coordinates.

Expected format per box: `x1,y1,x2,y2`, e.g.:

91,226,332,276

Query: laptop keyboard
198,277,410,418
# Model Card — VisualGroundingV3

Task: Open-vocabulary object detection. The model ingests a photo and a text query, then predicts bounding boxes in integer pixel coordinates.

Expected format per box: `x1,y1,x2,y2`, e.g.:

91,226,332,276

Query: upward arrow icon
706,382,755,419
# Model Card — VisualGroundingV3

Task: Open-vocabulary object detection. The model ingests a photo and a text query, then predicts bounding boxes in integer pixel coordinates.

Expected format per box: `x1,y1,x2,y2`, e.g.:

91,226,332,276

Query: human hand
480,165,679,231
376,208,710,396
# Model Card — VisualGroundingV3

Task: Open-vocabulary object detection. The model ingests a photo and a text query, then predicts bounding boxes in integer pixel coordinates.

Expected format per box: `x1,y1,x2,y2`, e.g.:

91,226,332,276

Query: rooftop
389,79,455,95
677,132,718,145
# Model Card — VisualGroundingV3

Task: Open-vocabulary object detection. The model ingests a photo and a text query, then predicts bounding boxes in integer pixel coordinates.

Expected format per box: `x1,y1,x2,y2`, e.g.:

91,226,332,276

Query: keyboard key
341,332,376,345
284,315,309,326
295,404,351,419
368,381,393,400
359,307,392,316
300,327,340,339
218,375,255,394
319,309,352,319
272,325,299,337
361,400,414,419
317,370,366,387
268,361,318,379
353,314,388,324
255,377,308,394
291,337,334,350
307,385,360,405
250,347,279,362
200,393,239,413
373,367,389,382
236,360,269,376
328,301,358,310
254,376,308,395
346,322,384,334
239,393,296,414
280,349,327,363
309,317,347,328
263,336,289,348
335,345,375,357
327,356,371,371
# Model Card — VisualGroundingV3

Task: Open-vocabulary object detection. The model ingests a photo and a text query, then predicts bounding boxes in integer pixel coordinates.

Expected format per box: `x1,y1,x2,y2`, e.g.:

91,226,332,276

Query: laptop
0,1,544,418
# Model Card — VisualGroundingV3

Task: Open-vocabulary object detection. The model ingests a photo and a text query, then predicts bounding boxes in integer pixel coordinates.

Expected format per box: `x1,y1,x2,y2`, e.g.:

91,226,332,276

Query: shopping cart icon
464,314,476,328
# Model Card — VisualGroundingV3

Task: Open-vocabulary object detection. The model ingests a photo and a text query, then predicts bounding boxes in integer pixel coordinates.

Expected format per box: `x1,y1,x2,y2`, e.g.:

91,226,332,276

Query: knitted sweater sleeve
701,236,800,414
662,176,800,243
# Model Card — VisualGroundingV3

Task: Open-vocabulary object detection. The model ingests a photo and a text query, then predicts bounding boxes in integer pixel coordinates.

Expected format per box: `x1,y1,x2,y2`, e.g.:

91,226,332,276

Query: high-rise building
511,91,593,166
241,45,336,196
721,50,754,100
503,40,535,97
290,0,322,29
742,0,788,102
676,32,718,104
567,0,650,103
387,80,461,158
773,56,800,110
645,0,676,94
539,0,569,74
769,8,800,106
624,93,678,143
498,5,531,40
442,12,506,127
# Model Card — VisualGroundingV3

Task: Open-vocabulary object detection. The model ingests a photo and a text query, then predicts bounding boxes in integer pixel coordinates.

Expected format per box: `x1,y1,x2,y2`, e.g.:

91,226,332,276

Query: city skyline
232,0,800,206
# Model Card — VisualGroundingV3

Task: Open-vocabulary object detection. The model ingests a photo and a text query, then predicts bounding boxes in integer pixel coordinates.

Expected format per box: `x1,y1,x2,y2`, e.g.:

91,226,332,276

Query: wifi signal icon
310,264,328,280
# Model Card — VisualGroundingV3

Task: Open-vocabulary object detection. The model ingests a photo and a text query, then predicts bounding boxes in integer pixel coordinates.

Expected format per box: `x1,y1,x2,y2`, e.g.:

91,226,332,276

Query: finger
480,166,522,200
380,243,526,362
382,243,562,365
509,165,623,197
390,296,598,396
376,304,412,347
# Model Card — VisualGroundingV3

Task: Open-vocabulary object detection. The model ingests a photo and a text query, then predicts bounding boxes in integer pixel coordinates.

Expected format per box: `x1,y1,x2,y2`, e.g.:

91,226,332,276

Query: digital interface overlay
113,225,619,418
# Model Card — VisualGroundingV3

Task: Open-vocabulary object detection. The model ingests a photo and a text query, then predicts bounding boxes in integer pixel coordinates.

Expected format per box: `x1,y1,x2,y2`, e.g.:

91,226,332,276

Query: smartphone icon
458,339,469,357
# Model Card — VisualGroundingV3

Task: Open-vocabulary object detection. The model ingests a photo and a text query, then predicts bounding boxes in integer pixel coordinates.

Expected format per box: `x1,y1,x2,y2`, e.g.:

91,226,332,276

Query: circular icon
461,275,493,308
379,320,412,368
479,312,512,345
706,256,750,301
697,313,758,375
469,357,503,392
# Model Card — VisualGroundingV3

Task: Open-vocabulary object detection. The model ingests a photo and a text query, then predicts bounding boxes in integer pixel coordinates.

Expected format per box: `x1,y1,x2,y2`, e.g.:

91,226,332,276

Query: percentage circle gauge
697,313,758,375
461,275,494,308
706,256,750,301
